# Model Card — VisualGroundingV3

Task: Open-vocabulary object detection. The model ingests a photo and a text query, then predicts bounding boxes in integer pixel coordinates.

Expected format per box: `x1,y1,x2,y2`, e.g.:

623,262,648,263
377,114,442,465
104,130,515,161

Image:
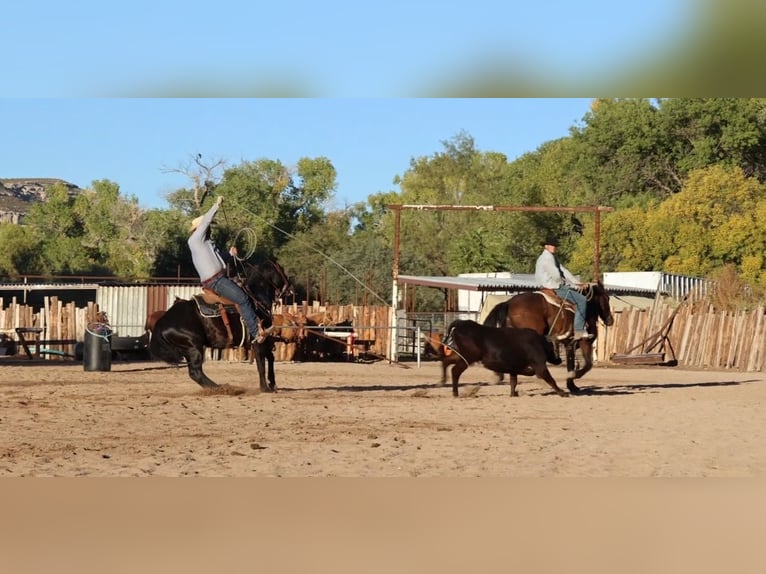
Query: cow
440,319,571,398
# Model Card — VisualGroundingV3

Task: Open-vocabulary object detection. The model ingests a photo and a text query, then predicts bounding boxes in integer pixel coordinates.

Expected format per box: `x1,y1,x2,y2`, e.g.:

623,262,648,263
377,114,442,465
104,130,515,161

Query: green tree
660,98,766,182
587,166,766,287
570,98,671,205
75,180,152,277
652,165,766,282
22,182,91,275
0,223,43,276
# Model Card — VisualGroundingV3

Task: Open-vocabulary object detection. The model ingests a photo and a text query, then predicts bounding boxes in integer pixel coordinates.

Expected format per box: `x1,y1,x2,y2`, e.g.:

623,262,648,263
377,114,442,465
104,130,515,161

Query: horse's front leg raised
564,343,581,394
573,339,594,380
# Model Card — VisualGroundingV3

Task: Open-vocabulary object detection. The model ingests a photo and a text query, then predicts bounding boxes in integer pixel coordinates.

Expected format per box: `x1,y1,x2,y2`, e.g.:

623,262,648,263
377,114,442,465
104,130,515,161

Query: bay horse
483,282,614,394
149,256,292,391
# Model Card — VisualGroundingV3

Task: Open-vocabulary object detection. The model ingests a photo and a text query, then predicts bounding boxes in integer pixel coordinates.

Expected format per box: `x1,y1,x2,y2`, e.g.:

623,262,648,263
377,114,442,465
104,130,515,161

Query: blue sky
4,1,694,96
2,1,701,211
0,98,595,210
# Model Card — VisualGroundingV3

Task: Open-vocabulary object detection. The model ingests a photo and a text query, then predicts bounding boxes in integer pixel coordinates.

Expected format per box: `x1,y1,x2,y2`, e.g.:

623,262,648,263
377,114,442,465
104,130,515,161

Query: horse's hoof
566,383,581,394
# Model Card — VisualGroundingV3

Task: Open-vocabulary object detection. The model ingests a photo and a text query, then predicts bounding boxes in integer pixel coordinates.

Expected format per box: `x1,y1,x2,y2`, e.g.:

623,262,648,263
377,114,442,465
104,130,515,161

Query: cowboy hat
189,215,204,232
541,233,560,247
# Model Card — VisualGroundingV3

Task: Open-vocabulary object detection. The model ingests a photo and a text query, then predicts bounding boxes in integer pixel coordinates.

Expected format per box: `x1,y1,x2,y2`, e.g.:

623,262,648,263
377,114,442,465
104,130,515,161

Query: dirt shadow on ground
278,378,758,396
571,379,757,396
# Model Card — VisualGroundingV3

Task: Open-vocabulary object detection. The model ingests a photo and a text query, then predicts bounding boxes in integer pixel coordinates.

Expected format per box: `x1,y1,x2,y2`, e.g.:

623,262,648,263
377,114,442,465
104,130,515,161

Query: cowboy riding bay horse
483,281,614,393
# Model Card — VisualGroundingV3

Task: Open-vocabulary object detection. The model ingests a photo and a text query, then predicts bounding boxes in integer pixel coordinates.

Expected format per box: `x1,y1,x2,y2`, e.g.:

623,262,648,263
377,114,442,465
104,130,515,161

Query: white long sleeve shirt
188,203,231,282
534,249,579,289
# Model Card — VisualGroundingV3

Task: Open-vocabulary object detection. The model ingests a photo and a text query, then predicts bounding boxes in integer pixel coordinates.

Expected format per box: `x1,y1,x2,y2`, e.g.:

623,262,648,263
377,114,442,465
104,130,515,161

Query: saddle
192,290,244,347
536,288,577,313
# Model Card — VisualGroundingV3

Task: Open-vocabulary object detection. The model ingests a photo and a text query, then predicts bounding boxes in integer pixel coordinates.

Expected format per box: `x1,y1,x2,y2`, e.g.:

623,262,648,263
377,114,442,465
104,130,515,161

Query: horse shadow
278,378,759,396
566,379,758,396
279,380,503,394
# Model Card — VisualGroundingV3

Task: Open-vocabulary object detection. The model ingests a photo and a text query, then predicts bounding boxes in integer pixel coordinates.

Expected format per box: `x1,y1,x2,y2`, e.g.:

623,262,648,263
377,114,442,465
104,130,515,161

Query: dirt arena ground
1,357,765,477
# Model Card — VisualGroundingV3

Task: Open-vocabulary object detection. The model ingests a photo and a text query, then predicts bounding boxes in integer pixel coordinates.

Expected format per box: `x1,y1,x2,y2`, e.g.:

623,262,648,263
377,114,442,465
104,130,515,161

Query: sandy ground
1,356,765,477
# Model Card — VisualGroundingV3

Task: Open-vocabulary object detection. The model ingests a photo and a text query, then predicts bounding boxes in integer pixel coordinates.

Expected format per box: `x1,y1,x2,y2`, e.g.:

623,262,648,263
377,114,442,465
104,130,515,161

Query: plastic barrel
83,322,112,371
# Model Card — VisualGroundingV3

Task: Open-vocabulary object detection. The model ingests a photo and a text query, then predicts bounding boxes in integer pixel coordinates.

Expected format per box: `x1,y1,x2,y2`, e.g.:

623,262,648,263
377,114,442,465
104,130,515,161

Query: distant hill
0,178,83,224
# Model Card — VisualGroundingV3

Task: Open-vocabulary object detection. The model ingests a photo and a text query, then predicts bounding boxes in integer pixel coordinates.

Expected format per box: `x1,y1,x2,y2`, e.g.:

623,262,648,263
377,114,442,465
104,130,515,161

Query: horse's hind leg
185,346,218,388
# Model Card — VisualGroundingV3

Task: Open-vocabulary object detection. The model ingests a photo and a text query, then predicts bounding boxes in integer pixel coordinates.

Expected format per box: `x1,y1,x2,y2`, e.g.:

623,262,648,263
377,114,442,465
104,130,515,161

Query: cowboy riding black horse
149,255,292,391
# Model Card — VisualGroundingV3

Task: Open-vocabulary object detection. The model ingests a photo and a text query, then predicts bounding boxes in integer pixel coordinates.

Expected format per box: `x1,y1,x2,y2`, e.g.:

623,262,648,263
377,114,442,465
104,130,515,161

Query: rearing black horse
483,281,614,393
149,256,292,391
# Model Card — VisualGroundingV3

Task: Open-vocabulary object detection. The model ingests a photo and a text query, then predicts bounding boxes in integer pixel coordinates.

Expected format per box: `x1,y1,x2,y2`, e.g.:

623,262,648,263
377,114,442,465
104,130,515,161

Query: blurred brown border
1,478,764,573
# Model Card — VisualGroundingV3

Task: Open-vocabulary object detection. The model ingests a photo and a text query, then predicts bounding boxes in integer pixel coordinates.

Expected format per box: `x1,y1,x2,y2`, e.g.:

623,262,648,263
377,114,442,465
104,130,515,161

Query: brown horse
482,282,614,393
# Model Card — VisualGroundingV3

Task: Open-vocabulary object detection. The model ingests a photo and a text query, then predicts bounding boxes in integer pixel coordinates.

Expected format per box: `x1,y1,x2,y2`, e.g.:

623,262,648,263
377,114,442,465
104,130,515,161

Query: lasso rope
231,227,258,261
240,207,390,307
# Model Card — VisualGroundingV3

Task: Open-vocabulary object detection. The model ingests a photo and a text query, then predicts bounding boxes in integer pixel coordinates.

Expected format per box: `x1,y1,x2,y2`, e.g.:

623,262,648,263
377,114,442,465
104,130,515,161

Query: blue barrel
83,322,112,371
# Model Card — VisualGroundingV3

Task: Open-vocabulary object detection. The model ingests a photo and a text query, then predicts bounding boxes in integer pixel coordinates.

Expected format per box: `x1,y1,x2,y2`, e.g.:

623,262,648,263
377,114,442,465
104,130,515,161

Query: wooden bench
14,328,43,360
14,328,77,359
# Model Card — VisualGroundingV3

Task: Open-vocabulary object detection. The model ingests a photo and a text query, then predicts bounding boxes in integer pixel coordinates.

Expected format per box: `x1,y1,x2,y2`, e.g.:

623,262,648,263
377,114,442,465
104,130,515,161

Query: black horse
483,281,614,393
149,257,292,391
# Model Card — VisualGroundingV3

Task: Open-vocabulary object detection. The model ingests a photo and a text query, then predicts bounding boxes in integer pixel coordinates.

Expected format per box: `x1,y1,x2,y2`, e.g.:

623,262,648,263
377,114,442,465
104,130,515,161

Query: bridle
268,260,292,301
580,282,613,325
237,259,292,314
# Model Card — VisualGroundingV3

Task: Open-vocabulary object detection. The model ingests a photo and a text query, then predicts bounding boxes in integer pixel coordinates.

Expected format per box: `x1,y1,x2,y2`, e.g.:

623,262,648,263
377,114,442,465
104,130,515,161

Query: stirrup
254,324,274,344
572,330,593,340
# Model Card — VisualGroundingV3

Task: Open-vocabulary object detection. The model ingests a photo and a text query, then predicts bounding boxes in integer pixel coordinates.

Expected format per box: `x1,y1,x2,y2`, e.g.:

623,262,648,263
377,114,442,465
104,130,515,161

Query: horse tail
483,301,508,328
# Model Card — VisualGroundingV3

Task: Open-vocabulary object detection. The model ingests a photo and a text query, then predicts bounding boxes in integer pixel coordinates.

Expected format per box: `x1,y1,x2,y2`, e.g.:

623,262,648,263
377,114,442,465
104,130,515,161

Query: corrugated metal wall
96,284,204,336
145,285,168,318
166,285,200,305
97,286,148,337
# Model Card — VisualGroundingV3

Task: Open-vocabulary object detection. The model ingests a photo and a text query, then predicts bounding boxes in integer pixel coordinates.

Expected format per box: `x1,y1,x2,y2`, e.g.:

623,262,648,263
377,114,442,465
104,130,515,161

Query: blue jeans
207,275,262,340
555,286,587,331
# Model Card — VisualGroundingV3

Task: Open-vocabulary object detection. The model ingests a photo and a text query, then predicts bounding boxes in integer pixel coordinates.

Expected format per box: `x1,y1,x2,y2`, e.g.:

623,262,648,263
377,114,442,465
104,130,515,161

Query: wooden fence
597,300,766,371
0,297,104,359
0,296,392,363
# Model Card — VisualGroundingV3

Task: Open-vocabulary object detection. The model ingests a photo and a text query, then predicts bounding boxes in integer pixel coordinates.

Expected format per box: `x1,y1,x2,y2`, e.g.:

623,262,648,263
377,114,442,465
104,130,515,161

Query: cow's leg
493,371,505,385
439,358,448,385
509,374,519,397
450,360,469,397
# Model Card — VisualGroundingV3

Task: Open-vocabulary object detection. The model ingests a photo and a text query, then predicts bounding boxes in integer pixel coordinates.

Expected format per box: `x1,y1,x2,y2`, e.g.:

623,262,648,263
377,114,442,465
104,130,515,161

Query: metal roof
398,274,539,292
396,274,657,296
0,282,100,290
